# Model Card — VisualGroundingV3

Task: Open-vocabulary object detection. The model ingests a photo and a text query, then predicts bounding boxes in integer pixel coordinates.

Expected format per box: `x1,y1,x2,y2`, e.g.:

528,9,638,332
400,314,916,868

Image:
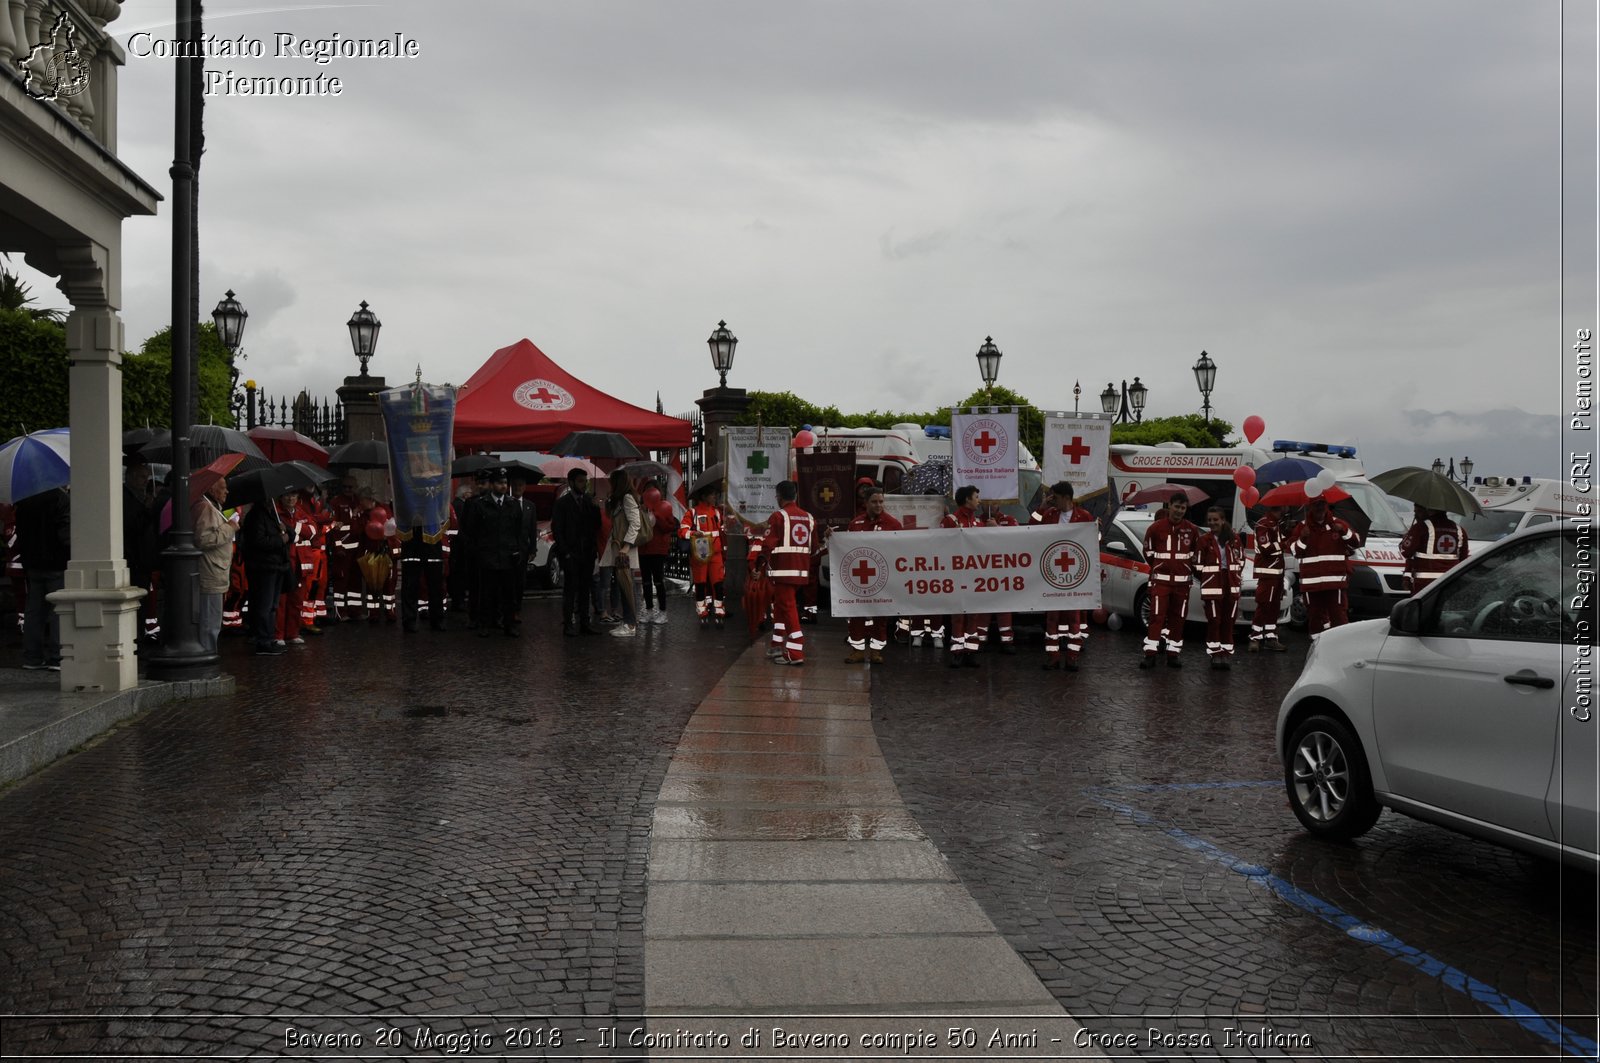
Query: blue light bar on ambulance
1272,440,1358,458
924,425,951,440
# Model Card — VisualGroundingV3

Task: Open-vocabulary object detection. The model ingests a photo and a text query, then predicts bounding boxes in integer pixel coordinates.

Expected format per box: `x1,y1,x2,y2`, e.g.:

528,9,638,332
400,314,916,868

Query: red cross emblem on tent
512,378,575,412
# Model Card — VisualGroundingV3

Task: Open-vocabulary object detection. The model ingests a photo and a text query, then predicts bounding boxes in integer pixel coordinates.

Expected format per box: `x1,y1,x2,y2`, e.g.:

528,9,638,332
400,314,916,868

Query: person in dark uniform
507,469,538,626
551,468,601,635
463,468,527,637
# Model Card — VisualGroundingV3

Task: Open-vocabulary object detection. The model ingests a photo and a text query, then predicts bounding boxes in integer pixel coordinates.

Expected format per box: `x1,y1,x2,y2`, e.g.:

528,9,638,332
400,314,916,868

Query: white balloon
1305,480,1326,498
1313,469,1337,490
1106,612,1123,631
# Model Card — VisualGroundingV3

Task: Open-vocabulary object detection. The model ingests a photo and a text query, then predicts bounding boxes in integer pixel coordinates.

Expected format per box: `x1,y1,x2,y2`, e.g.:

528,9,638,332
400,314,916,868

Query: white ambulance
1458,477,1592,544
1107,439,1414,620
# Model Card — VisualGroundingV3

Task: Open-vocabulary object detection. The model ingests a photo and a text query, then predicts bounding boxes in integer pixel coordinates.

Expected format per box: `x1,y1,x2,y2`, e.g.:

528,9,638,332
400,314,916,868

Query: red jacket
1399,516,1468,591
1252,513,1285,579
940,506,984,530
762,503,816,584
1196,531,1246,597
1287,513,1360,591
1143,516,1203,586
847,509,904,534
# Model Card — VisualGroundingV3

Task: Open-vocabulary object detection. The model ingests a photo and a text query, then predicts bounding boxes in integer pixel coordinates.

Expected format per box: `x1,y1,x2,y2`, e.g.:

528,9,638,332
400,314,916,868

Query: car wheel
1285,713,1381,839
1135,586,1151,630
547,557,563,590
1288,590,1308,628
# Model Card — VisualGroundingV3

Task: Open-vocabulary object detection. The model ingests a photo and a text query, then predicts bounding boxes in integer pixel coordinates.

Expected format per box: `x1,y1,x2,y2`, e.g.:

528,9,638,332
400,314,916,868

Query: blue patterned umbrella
1253,456,1324,486
0,428,71,503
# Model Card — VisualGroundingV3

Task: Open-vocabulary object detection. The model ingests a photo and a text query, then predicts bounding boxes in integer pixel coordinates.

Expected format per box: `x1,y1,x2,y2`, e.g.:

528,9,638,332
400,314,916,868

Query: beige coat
193,496,237,594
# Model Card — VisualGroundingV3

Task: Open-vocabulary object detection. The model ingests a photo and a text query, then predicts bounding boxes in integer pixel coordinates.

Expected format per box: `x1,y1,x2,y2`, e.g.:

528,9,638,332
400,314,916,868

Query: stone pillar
52,243,141,693
338,372,387,444
695,386,754,598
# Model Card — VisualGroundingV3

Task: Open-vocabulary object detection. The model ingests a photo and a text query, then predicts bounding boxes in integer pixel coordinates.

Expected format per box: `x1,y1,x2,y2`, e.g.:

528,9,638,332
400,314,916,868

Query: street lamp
1192,349,1217,423
213,290,247,424
347,300,381,377
1100,378,1148,424
707,319,737,388
1431,456,1473,484
975,336,1002,397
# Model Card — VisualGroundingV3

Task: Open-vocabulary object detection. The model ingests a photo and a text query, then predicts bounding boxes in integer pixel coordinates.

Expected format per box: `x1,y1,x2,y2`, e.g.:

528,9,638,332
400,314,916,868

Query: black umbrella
139,424,271,473
501,459,544,482
282,459,340,486
228,461,331,507
689,462,724,498
122,425,162,457
327,438,390,470
552,430,643,461
1372,466,1483,517
451,453,501,477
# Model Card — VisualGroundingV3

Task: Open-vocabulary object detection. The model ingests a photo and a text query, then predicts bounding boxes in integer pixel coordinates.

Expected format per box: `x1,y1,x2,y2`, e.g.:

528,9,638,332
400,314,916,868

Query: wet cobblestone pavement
871,624,1599,1060
0,600,750,1057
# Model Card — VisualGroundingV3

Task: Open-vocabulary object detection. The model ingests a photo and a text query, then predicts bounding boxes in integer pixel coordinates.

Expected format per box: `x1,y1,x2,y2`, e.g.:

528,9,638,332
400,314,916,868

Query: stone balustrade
0,0,124,149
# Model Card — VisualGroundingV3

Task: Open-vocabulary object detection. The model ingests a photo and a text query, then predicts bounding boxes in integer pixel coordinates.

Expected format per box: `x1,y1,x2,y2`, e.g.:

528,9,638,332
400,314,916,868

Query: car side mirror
1390,598,1422,635
1106,542,1130,554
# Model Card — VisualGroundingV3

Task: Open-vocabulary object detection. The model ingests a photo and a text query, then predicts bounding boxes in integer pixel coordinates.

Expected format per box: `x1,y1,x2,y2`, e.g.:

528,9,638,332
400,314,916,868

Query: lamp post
1073,380,1081,415
1192,349,1217,423
975,336,1002,400
348,300,381,377
1431,456,1474,485
707,319,737,387
1100,378,1148,424
213,289,247,425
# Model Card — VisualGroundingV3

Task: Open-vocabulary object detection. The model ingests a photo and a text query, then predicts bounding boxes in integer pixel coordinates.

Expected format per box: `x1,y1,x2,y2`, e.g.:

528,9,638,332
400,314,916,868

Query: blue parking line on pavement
1114,780,1280,793
1087,788,1600,1060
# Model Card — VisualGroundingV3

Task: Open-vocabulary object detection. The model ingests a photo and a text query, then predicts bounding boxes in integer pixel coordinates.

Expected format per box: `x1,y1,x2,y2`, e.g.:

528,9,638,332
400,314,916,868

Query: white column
50,242,142,693
0,0,19,62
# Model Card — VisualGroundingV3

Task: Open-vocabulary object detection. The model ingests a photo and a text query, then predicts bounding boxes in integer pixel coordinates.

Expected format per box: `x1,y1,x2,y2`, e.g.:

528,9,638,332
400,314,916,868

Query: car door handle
1503,673,1555,689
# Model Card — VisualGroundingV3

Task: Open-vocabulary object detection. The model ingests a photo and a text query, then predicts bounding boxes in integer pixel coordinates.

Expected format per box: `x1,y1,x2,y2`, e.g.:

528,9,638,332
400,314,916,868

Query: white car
1100,511,1258,628
1276,524,1595,868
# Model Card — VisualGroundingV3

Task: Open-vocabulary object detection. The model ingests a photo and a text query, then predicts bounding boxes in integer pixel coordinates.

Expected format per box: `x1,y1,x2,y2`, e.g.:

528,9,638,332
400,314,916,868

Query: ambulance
1458,476,1592,544
1107,439,1414,620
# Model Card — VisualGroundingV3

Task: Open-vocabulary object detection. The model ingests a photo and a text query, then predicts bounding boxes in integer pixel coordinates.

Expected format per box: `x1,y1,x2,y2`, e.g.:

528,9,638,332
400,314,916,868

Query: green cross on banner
747,450,770,474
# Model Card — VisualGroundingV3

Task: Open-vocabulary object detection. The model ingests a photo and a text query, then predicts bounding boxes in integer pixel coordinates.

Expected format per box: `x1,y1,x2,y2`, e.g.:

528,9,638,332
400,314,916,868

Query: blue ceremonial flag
378,381,457,535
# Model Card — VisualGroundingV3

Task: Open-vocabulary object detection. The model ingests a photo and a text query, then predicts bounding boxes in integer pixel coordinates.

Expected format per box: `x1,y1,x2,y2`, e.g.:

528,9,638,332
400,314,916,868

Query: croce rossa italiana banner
827,522,1101,617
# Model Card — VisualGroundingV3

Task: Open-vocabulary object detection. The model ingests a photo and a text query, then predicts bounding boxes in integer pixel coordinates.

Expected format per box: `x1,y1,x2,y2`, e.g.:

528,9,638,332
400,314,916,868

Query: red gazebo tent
452,339,692,451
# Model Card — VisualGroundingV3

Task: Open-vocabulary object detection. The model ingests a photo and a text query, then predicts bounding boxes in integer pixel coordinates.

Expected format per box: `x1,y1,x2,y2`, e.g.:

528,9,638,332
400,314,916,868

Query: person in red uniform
354,488,400,622
1248,503,1288,652
762,480,816,665
974,501,1019,655
637,484,676,624
1195,506,1246,668
1141,492,1202,668
1286,495,1361,637
940,485,986,668
1031,481,1100,671
680,484,727,628
325,475,364,620
1399,507,1468,594
843,487,903,664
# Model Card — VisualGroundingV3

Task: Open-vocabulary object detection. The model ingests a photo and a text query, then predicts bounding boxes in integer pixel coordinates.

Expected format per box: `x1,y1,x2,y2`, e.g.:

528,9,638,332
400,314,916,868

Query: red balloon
793,430,816,449
1233,465,1256,488
1240,485,1260,508
1091,608,1109,626
365,520,386,539
1243,414,1265,444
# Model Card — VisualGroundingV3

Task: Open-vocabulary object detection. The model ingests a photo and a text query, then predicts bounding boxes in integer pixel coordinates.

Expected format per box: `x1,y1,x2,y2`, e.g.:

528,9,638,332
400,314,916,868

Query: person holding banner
843,487,902,664
1196,506,1246,668
940,485,986,668
680,484,728,629
1031,481,1099,671
762,480,816,666
1141,492,1202,669
1248,504,1288,652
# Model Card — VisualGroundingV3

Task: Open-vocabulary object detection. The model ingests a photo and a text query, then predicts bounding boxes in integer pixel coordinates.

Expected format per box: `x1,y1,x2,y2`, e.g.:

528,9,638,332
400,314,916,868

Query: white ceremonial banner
1042,414,1113,496
881,493,948,530
723,426,788,525
951,410,1020,500
829,522,1100,617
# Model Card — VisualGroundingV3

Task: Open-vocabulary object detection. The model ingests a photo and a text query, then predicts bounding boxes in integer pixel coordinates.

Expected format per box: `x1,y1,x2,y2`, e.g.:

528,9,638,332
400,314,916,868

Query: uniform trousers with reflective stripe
1250,574,1283,642
1144,579,1189,656
1305,586,1348,636
770,583,805,661
846,617,891,651
949,613,989,656
1203,592,1238,657
1044,610,1086,657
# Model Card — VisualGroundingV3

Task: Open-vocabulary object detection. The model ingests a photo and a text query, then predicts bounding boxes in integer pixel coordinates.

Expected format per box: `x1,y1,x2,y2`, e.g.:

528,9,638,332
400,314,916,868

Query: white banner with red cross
951,410,1020,501
1042,413,1112,496
828,522,1101,617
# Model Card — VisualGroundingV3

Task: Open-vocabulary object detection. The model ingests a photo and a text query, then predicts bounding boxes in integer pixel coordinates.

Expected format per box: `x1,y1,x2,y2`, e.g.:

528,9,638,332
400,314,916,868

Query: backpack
634,501,655,547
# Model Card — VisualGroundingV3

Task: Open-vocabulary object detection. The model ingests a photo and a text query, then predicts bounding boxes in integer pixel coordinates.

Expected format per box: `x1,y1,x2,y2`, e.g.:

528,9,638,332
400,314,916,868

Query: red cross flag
828,521,1100,616
1043,414,1112,496
951,410,1020,501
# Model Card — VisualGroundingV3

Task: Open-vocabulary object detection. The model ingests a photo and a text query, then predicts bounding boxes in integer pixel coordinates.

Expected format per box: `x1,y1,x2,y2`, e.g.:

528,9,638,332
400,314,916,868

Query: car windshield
1451,509,1524,542
1337,482,1408,536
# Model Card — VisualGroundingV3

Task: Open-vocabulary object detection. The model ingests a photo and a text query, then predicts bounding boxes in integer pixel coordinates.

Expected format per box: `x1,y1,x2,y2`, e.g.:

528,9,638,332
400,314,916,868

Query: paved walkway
645,641,1104,1058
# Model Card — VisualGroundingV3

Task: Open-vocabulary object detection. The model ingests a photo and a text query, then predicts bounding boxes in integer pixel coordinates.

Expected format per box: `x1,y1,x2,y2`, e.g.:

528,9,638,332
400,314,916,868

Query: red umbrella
161,453,249,532
1123,482,1210,506
1259,482,1351,507
247,427,330,466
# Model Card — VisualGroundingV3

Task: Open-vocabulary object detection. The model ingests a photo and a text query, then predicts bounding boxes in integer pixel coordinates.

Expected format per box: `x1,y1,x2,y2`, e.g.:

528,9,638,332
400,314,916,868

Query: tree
0,308,69,439
122,322,238,429
0,262,67,323
1110,414,1234,449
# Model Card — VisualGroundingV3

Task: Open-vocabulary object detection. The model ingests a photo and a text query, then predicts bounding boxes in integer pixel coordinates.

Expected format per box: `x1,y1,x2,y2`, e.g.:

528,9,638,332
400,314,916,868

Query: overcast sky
20,0,1596,478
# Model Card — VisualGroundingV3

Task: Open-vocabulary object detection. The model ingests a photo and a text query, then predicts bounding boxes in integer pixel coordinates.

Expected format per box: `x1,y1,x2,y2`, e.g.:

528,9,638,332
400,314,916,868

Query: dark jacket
122,483,164,575
463,491,527,571
15,488,70,572
239,502,292,574
551,487,600,563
